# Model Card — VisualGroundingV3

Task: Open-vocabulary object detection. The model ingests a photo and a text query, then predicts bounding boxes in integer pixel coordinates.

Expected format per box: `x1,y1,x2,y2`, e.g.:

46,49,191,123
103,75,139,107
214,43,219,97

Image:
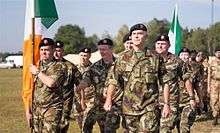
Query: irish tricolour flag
22,0,58,112
168,4,182,55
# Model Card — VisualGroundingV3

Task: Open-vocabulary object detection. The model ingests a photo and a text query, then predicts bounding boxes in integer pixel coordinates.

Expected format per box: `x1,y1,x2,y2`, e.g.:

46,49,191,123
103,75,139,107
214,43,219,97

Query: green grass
0,69,122,133
0,69,219,133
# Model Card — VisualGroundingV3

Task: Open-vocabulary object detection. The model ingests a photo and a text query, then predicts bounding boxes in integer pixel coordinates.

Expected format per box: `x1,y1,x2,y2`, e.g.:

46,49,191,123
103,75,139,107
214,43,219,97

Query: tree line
54,18,220,56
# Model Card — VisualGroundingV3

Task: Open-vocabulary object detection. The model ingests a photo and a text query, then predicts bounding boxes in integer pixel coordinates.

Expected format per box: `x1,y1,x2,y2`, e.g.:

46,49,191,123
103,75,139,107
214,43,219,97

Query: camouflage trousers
177,105,196,133
82,105,121,133
122,109,160,133
210,80,220,117
60,97,74,133
32,105,62,133
160,105,178,133
71,98,95,131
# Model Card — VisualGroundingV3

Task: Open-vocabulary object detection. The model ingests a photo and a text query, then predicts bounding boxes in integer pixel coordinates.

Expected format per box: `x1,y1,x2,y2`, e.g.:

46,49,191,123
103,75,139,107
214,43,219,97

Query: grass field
0,69,219,133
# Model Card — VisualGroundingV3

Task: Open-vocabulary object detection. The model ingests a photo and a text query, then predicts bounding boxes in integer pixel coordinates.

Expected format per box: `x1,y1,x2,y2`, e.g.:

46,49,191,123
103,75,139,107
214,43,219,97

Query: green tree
54,24,98,54
113,24,129,53
185,28,208,53
145,18,170,49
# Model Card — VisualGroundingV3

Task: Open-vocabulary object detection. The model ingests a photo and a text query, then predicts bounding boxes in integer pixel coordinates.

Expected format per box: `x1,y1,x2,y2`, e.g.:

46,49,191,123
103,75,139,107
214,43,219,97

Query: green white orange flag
22,0,58,111
168,4,182,55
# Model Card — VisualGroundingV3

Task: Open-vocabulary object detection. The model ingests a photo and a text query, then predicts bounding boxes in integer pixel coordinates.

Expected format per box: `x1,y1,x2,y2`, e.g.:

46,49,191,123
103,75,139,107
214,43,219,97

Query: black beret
123,33,131,43
179,47,190,55
79,47,91,53
98,38,113,46
55,41,64,48
130,23,147,35
155,34,170,43
39,38,55,48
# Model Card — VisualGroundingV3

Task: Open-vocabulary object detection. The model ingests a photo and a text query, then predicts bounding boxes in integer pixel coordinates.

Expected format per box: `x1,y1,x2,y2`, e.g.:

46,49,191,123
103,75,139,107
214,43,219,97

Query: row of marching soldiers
26,23,220,133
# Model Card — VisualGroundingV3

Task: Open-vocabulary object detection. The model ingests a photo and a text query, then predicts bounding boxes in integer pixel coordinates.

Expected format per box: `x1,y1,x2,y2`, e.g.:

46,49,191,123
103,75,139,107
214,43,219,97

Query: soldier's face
179,52,190,62
40,46,54,61
54,47,64,60
215,51,220,58
196,54,203,62
79,52,91,64
124,40,133,50
131,30,147,46
98,45,112,60
155,41,170,54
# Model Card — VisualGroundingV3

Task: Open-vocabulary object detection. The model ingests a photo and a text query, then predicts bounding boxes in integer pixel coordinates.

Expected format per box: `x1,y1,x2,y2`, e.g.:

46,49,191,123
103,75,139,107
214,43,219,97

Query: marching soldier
54,41,82,133
208,47,220,125
29,38,67,132
104,24,174,132
77,38,121,133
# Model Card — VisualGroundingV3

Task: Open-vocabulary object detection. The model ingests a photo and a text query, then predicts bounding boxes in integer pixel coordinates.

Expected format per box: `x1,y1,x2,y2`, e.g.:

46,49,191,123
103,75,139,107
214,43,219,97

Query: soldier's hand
162,104,171,118
190,100,196,110
104,99,112,111
29,64,39,75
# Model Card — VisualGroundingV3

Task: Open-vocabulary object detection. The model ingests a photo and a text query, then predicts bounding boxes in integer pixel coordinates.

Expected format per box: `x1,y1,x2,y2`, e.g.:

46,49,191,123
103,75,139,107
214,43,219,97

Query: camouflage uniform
159,52,184,133
73,62,94,130
201,59,209,112
82,58,121,133
190,60,204,114
178,62,197,133
32,60,67,133
59,59,82,133
107,50,173,133
209,56,220,118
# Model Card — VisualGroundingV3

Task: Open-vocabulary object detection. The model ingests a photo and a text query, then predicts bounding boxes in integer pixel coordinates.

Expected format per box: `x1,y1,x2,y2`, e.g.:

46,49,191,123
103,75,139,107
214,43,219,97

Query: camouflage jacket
82,58,115,107
179,61,195,106
76,62,95,101
61,58,81,101
209,56,220,81
107,50,173,115
159,52,184,107
33,60,67,108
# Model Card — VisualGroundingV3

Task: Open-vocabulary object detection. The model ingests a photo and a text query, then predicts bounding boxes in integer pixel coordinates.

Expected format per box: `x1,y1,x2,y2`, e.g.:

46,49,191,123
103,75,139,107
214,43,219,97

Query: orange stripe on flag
22,35,41,111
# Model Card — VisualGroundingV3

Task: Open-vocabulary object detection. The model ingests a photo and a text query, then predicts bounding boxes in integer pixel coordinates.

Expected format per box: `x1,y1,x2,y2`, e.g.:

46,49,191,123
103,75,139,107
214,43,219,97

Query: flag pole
29,17,35,132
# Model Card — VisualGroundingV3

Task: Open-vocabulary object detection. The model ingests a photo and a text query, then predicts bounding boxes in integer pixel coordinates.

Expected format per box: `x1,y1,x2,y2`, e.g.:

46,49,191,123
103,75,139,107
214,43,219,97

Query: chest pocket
144,66,157,83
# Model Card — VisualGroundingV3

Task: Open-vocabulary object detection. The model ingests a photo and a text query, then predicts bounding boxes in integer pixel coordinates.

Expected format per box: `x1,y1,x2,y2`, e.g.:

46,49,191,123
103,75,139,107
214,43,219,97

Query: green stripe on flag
35,0,58,28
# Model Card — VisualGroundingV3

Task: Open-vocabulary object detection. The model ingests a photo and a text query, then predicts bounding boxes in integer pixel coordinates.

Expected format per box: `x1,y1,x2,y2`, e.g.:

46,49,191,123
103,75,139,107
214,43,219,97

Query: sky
0,0,220,52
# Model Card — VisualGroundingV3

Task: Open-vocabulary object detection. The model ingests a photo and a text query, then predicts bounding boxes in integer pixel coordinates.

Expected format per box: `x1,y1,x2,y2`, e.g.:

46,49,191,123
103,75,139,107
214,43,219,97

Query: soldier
196,52,209,113
74,47,94,130
154,34,184,133
77,38,121,133
29,38,67,132
189,50,204,115
208,47,220,125
178,47,197,133
122,33,133,51
104,24,173,132
54,41,82,133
